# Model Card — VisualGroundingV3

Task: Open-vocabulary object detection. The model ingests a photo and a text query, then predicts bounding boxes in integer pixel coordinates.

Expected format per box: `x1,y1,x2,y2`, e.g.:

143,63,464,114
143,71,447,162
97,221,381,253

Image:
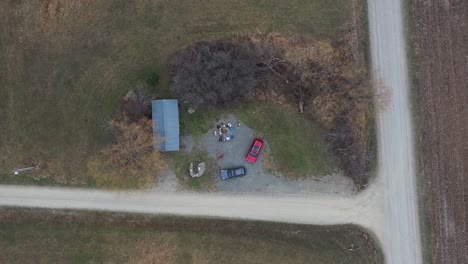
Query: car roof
252,140,263,149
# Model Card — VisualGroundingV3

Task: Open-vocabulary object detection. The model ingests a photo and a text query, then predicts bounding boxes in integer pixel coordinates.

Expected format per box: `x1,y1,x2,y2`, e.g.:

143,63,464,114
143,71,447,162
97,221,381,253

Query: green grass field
235,103,339,176
0,0,352,184
0,209,383,264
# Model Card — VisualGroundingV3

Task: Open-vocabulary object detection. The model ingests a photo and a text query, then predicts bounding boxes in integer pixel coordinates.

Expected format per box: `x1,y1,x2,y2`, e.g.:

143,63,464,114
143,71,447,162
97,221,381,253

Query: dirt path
368,0,423,263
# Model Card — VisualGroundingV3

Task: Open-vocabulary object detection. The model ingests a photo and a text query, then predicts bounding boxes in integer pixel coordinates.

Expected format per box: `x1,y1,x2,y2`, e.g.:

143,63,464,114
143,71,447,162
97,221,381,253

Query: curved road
0,0,422,263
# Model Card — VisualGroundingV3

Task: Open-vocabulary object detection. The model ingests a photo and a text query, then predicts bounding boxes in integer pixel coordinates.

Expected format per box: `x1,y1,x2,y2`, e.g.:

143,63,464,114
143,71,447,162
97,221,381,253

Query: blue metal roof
152,99,180,151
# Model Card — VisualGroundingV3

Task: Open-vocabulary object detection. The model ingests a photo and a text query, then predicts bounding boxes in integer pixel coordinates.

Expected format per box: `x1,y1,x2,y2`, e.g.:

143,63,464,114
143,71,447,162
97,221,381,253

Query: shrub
117,85,154,122
87,117,166,189
147,72,160,86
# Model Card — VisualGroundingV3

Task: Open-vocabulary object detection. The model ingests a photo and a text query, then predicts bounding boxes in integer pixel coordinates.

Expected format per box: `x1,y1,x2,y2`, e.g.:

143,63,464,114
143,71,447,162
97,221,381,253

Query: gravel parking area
186,115,356,195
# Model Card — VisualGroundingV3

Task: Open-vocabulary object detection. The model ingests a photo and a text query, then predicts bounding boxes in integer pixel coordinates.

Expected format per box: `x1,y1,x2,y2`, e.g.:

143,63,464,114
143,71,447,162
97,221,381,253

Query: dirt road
368,0,423,263
0,185,384,240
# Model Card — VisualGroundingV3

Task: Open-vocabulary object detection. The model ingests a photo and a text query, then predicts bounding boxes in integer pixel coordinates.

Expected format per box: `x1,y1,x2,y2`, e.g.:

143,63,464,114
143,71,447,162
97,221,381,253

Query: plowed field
411,0,468,263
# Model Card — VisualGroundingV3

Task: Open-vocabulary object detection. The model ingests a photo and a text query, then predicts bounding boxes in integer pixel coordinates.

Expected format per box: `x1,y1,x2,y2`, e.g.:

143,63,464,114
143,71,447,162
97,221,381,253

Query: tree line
168,33,377,188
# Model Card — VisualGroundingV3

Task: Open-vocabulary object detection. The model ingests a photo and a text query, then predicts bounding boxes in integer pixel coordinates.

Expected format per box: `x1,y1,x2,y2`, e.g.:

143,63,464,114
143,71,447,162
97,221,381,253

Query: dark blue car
220,167,247,180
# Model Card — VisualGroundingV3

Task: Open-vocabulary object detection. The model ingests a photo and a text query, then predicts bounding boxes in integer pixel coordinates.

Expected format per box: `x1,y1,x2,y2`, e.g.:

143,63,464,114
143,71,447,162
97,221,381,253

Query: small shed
152,99,180,151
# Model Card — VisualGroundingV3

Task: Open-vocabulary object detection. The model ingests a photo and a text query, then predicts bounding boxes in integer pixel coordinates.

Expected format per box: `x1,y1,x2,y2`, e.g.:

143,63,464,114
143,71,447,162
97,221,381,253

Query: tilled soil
411,0,468,263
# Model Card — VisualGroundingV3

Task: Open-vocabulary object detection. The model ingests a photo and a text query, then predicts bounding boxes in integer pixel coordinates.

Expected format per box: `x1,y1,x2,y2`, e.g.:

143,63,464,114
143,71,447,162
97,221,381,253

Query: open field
0,208,383,264
410,0,468,263
0,0,351,185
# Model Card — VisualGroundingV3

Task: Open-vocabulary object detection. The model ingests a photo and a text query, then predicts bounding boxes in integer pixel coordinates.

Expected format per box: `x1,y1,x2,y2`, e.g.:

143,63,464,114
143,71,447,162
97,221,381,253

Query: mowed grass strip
0,0,351,184
0,209,383,264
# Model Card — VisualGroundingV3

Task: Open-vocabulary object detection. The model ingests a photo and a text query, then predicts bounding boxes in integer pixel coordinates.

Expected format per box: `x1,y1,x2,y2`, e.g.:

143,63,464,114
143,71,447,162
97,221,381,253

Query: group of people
214,122,235,141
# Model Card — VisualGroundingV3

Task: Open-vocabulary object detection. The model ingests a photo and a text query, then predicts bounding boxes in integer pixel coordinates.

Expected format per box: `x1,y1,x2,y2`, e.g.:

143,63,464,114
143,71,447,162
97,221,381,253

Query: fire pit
189,161,206,178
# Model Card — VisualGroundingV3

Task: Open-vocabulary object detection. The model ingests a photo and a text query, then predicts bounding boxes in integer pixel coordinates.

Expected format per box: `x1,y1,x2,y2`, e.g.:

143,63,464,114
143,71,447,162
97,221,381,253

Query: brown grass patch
132,236,178,264
0,208,384,264
261,149,277,174
38,0,95,34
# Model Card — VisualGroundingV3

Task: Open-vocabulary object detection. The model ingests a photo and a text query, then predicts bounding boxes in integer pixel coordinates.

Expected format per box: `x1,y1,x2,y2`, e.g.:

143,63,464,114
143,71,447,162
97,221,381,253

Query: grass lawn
0,208,383,264
404,1,432,262
179,105,224,137
0,0,352,185
234,103,340,177
166,149,218,191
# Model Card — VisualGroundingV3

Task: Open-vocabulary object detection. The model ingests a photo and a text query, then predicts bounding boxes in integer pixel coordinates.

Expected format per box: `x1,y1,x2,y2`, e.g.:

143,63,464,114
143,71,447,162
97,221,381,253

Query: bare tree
118,84,154,122
248,33,375,188
168,40,257,109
